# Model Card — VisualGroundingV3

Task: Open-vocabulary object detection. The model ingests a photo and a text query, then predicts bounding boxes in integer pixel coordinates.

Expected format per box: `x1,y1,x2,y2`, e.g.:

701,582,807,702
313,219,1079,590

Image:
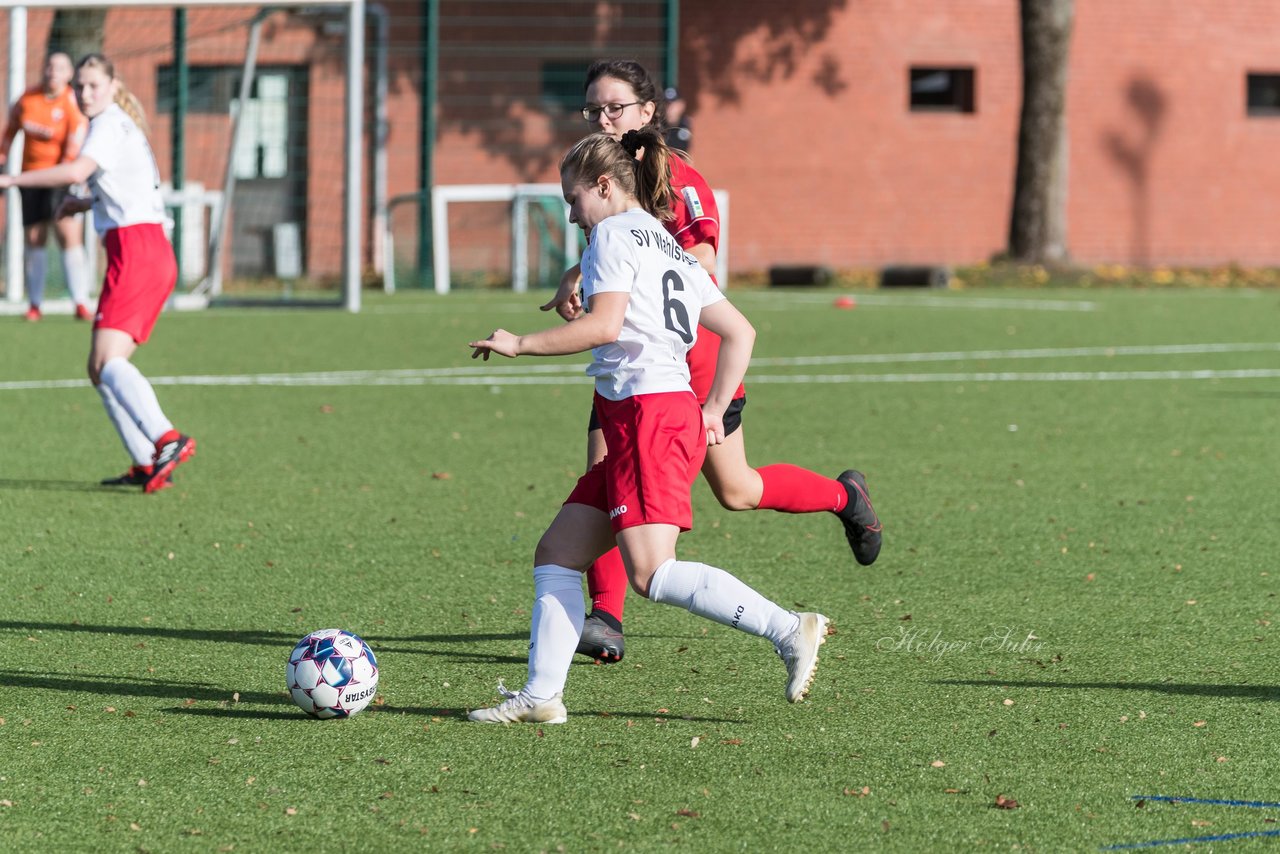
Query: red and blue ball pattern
286,629,379,719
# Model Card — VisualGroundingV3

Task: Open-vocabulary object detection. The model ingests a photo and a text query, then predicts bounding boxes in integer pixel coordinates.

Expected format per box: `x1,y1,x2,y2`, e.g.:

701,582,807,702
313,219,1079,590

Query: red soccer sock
757,464,848,514
587,547,629,623
154,429,181,452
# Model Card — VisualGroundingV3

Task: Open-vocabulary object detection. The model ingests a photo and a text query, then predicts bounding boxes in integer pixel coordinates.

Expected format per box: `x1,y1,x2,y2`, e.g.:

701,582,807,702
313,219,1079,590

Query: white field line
744,368,1280,385
2,342,1277,391
750,342,1280,367
733,292,1101,312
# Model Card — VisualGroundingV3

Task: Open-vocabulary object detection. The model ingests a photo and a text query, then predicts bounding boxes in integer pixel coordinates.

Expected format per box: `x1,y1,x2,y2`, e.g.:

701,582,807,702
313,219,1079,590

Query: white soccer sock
96,383,158,466
522,564,585,702
25,247,47,307
649,558,799,646
98,358,174,445
62,244,91,307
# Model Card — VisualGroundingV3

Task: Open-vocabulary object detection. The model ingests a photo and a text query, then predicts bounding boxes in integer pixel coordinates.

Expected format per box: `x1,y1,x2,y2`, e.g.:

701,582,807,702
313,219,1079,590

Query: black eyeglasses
581,101,639,122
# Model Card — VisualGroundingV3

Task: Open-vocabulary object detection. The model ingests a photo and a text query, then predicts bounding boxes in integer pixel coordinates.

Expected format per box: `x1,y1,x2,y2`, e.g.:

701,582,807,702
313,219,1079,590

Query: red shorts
687,325,746,404
95,223,177,344
565,391,707,533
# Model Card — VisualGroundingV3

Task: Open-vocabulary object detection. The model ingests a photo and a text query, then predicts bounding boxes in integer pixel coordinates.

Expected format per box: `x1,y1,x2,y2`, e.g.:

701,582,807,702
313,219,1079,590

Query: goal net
1,0,363,312
409,184,730,294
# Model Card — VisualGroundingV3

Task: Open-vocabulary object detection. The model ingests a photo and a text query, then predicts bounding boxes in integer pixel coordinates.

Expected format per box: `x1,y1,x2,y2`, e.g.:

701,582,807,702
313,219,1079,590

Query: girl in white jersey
548,60,880,667
0,54,195,493
466,127,829,723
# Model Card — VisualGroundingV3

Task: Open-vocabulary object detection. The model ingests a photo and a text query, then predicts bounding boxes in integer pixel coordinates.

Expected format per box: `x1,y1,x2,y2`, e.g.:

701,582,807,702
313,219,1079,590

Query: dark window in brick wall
909,67,975,113
1247,73,1280,116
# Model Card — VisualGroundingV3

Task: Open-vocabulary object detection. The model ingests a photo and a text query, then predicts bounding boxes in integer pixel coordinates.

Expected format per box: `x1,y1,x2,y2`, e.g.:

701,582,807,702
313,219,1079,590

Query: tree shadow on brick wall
409,1,848,182
680,2,850,108
1103,77,1167,267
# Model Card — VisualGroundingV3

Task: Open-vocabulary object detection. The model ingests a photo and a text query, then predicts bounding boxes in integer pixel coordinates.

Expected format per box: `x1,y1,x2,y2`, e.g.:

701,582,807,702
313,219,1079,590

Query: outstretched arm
0,154,98,190
470,291,628,360
696,299,755,444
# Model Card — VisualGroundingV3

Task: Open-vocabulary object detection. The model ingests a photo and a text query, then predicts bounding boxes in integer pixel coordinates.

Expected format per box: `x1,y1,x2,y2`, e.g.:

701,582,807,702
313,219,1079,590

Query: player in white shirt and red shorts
466,126,828,723
544,60,881,664
0,54,195,493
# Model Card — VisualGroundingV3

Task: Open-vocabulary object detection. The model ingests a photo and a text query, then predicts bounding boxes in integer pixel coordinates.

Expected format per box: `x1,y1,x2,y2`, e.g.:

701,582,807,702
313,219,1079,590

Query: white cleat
776,612,829,703
467,680,568,724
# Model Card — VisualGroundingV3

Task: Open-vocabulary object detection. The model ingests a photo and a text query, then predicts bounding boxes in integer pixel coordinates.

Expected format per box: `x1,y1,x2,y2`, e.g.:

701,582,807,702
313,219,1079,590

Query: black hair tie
620,129,643,157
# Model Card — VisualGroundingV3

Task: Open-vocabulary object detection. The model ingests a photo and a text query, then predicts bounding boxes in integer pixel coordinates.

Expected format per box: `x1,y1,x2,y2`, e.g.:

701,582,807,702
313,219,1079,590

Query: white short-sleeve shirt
580,207,725,401
80,103,169,235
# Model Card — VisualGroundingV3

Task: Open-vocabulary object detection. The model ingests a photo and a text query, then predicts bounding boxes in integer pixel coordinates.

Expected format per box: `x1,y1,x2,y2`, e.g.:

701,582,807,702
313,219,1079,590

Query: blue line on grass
1132,795,1280,809
1102,796,1280,849
1101,829,1280,850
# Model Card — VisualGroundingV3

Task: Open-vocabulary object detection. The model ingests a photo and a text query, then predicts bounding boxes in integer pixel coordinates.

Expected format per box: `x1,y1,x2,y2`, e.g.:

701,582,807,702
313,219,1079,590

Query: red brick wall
1067,0,1280,265
681,0,1021,271
681,0,1280,269
4,1,1280,278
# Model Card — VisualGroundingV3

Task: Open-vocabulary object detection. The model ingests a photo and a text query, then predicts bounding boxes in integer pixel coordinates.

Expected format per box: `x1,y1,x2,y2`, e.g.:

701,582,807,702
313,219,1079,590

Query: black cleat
101,465,153,486
575,612,625,663
837,469,882,566
146,435,196,494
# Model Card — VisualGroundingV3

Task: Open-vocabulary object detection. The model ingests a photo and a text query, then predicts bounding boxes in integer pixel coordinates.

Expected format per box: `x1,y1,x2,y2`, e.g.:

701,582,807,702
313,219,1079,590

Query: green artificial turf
1,285,1278,851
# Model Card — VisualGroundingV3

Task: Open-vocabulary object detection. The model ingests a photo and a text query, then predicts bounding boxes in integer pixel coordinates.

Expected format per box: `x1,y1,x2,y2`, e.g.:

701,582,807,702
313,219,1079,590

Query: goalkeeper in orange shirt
0,51,92,321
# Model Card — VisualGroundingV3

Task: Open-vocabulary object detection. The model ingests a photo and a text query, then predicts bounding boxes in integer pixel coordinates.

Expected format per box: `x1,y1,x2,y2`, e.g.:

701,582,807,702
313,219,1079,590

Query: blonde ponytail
114,84,149,136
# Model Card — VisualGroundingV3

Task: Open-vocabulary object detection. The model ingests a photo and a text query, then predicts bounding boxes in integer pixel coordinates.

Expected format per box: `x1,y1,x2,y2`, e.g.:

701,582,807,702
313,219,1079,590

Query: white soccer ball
285,629,379,719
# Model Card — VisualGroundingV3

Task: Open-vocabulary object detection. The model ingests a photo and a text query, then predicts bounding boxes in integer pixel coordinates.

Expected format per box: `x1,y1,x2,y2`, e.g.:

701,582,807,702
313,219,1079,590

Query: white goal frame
411,184,730,295
2,0,365,312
